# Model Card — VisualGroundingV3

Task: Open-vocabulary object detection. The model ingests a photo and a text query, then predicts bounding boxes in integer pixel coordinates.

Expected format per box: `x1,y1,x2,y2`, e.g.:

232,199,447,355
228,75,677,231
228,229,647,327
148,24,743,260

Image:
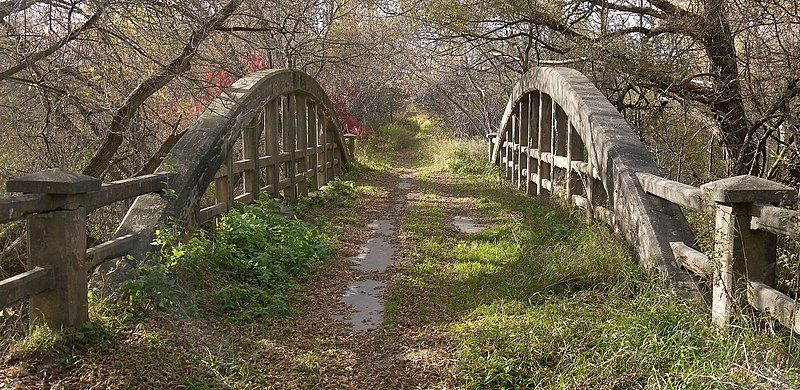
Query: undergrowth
117,197,332,322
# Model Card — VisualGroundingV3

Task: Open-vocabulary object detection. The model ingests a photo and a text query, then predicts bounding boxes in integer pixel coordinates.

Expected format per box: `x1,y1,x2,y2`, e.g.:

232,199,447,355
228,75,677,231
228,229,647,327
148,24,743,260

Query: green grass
373,116,800,389
116,197,333,322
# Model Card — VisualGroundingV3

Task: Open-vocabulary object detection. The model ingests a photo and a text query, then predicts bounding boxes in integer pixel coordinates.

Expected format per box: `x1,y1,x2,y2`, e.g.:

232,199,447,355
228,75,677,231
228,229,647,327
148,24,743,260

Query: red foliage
326,83,372,139
192,53,371,139
193,54,273,113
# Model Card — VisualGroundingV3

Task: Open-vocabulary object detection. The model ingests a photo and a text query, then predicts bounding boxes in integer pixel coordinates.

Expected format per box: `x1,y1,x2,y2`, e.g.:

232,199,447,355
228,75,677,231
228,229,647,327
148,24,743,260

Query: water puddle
397,181,412,190
331,279,385,331
453,216,486,234
335,218,398,331
348,237,396,272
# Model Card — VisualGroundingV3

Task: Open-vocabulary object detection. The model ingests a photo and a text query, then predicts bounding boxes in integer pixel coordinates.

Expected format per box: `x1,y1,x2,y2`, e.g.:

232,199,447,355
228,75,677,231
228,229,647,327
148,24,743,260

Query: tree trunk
702,0,753,175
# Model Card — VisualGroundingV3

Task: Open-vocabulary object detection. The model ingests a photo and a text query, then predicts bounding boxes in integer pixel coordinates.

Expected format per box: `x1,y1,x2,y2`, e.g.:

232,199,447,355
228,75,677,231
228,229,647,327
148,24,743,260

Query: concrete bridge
1,67,799,337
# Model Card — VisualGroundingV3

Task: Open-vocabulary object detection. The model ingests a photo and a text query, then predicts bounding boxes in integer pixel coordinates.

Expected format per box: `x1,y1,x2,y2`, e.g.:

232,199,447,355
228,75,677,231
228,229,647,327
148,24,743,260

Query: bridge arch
490,67,699,295
103,69,352,279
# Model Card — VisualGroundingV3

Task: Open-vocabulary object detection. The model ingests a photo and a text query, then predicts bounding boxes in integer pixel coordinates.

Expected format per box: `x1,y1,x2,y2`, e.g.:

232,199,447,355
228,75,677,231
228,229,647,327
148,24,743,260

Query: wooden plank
87,233,138,269
84,172,171,211
243,113,261,200
537,92,552,200
518,99,529,191
554,103,568,196
283,94,297,203
265,99,280,196
670,241,711,278
571,194,613,226
234,192,254,204
751,204,800,238
309,102,320,190
215,150,234,212
566,121,575,200
318,111,328,186
198,203,226,223
296,95,309,197
0,193,64,223
748,281,800,334
1,172,171,223
0,267,51,308
637,172,708,212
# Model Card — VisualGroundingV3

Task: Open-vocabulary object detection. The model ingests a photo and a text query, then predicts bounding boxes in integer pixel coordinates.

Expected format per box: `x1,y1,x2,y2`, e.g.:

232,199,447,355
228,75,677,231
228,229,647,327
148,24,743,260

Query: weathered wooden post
537,93,552,200
526,93,540,197
700,175,796,328
215,150,234,211
309,104,320,190
566,123,581,201
343,133,357,159
485,132,497,161
265,100,280,196
7,169,100,328
243,114,261,200
554,104,568,197
283,94,298,203
517,100,529,191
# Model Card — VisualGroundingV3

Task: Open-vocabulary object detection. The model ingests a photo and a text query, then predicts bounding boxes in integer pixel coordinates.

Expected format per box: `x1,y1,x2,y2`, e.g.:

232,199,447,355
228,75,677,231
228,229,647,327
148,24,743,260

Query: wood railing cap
6,168,101,194
700,175,797,204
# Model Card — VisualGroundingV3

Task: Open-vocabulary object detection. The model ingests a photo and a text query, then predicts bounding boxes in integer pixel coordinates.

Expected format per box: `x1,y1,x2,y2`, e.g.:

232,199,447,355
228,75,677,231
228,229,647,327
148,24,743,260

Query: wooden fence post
700,175,796,328
283,95,297,203
518,100,529,191
343,133,357,159
566,122,579,201
243,114,261,200
537,93,552,200
6,169,100,328
296,95,309,197
526,93,540,197
554,104,568,197
309,104,320,190
265,100,280,196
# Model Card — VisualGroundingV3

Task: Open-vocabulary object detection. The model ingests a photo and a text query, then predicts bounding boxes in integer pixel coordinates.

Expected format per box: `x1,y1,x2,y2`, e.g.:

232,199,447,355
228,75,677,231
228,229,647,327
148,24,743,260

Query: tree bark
701,0,752,175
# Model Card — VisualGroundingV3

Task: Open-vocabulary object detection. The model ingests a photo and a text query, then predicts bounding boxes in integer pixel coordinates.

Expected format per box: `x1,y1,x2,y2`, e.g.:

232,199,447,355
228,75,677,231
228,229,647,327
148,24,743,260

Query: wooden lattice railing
490,67,800,334
0,69,355,328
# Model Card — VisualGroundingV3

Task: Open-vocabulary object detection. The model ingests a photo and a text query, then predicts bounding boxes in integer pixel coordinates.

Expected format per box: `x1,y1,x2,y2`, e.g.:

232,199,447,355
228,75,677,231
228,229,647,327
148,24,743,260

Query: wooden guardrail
490,67,800,334
636,172,799,333
0,69,356,329
0,170,171,326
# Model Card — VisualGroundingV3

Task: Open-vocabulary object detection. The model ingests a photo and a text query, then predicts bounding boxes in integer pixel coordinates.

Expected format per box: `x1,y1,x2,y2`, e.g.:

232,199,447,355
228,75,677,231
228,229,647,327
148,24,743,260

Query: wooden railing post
537,93,552,200
264,100,280,196
700,175,796,328
243,113,260,200
283,95,297,203
517,100,529,191
526,93,540,197
6,169,100,328
566,123,580,200
296,95,310,197
486,132,497,161
309,104,320,190
554,104,568,197
343,133,357,159
215,150,234,211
